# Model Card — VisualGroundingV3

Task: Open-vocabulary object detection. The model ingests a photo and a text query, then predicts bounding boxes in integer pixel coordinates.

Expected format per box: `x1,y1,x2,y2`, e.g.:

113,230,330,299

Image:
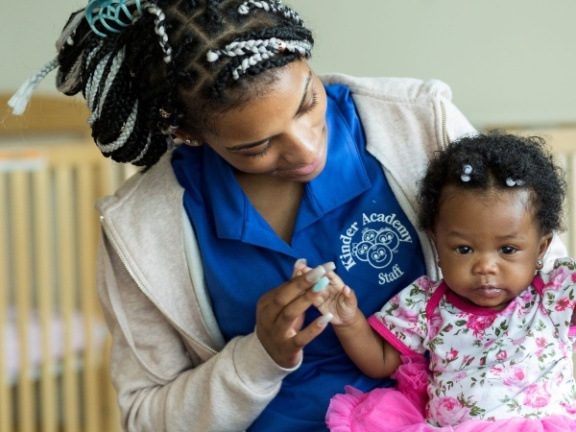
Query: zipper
440,100,449,148
99,215,218,356
433,101,448,280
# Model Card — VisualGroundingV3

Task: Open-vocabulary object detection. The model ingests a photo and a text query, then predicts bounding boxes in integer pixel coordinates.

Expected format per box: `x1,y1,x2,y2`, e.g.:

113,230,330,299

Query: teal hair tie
85,0,143,38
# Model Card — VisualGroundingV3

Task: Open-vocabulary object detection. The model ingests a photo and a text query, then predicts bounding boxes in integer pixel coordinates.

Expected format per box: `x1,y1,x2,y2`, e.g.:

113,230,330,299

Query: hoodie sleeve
96,231,294,432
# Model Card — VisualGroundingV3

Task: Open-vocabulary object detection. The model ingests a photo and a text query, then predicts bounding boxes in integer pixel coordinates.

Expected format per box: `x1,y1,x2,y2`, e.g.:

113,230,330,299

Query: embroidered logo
339,212,413,285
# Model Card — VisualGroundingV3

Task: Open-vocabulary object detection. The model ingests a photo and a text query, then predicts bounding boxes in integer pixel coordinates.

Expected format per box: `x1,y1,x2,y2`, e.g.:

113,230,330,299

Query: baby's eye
455,246,472,254
500,246,517,255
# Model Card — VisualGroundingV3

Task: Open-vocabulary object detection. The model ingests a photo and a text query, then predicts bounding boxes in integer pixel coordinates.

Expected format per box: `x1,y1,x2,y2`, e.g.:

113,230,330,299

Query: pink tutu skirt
326,355,576,432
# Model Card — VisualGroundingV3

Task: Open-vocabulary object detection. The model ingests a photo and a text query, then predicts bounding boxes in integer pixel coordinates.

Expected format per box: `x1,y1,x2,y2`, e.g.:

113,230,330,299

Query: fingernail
322,261,336,272
305,265,326,283
312,276,329,292
294,258,307,269
317,313,334,327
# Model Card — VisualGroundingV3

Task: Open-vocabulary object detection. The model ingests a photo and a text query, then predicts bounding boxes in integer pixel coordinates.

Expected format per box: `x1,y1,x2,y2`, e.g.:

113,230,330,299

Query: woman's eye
298,89,318,116
246,144,271,159
500,246,517,255
455,246,472,254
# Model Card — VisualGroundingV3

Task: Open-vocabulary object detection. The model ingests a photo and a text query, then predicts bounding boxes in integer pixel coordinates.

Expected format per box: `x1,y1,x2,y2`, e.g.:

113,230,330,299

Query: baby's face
432,186,551,310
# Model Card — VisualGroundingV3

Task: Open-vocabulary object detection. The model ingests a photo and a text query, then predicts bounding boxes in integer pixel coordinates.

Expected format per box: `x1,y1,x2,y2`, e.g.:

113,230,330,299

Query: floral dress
326,258,576,431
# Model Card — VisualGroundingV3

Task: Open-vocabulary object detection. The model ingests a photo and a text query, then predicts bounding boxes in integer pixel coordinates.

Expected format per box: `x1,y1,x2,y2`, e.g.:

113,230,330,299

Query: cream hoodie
96,74,565,431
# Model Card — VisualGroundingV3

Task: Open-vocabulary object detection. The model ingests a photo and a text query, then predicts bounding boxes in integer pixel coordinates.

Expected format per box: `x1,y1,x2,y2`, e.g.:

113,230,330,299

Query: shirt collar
295,93,371,231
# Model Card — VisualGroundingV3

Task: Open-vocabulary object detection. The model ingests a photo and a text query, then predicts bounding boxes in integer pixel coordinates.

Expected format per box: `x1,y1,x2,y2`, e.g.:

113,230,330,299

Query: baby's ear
537,233,554,260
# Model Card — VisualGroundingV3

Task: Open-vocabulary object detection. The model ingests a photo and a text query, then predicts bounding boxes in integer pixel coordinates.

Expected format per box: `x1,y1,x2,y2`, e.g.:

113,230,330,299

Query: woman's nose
279,131,316,164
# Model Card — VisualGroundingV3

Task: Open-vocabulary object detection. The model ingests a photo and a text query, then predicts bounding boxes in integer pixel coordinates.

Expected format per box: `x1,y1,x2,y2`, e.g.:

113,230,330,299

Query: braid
144,4,173,63
237,0,304,25
53,2,176,167
204,0,224,32
13,0,314,168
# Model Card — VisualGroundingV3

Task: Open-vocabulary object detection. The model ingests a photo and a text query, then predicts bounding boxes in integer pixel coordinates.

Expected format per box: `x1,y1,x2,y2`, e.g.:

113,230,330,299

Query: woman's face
198,60,328,182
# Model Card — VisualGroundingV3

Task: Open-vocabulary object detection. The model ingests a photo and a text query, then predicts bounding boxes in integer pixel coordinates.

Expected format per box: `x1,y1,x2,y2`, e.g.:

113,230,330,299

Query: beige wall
2,0,576,129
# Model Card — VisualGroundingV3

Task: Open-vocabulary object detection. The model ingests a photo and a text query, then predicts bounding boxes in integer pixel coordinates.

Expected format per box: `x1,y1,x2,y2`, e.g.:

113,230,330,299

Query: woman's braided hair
54,0,314,167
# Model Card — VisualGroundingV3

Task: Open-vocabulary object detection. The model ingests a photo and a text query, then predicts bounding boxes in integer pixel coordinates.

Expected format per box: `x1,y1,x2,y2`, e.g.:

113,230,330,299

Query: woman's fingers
256,259,338,367
292,259,335,279
292,258,308,278
288,313,334,348
270,264,327,307
259,311,332,368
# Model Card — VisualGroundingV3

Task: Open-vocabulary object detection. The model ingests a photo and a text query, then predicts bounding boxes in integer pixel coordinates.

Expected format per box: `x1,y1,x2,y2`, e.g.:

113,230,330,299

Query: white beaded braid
8,58,59,115
145,4,172,63
129,132,152,164
96,102,139,153
238,0,303,25
81,47,139,153
8,1,172,116
206,37,311,80
87,49,124,125
86,48,112,119
55,9,86,51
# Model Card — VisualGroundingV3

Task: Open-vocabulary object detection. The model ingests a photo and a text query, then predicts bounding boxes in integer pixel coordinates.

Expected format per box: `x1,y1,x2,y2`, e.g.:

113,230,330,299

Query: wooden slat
34,167,58,432
11,171,34,432
0,171,13,432
56,164,80,432
1,94,90,138
525,127,576,153
492,125,576,153
77,164,101,432
1,104,126,431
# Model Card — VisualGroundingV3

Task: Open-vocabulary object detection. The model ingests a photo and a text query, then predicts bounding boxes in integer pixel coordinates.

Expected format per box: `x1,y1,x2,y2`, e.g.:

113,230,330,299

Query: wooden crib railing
0,141,125,432
1,92,129,432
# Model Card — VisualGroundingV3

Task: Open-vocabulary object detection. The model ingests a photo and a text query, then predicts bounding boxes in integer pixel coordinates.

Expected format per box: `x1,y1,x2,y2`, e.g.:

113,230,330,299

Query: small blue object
85,0,143,38
312,276,329,293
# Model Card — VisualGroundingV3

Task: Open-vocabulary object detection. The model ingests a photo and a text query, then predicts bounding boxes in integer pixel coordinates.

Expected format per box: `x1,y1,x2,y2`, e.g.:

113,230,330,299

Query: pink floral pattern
430,396,471,426
370,258,576,427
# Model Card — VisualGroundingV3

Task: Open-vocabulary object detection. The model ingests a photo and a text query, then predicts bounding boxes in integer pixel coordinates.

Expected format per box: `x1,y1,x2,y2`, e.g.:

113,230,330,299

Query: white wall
3,0,576,129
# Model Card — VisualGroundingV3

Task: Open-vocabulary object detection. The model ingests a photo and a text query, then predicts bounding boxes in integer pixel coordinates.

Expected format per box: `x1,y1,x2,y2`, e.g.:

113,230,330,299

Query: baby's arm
314,270,403,378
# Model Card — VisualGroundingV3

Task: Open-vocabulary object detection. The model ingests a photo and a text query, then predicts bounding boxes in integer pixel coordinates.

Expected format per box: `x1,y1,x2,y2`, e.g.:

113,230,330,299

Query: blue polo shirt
172,84,426,431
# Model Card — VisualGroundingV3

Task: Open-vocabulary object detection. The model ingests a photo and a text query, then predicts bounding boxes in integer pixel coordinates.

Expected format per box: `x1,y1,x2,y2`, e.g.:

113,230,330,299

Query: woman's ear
173,129,189,142
172,130,203,147
174,129,188,141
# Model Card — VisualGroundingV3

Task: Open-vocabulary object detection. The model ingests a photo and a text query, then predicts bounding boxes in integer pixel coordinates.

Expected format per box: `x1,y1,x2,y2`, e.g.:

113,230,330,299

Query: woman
8,0,565,430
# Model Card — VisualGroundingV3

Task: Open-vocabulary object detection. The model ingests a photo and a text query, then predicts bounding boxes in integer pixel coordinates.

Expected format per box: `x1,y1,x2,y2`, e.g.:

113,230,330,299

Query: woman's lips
276,157,322,178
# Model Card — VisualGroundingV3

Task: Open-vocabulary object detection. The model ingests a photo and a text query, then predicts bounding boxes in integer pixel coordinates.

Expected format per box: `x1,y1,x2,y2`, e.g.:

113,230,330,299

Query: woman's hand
255,260,334,368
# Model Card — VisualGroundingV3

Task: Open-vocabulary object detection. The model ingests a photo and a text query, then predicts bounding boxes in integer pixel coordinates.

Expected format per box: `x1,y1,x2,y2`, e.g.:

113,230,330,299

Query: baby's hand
314,270,359,327
293,260,359,327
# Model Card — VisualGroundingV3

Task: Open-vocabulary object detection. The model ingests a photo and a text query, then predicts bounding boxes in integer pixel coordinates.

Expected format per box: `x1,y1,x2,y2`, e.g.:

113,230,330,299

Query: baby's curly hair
417,131,567,235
